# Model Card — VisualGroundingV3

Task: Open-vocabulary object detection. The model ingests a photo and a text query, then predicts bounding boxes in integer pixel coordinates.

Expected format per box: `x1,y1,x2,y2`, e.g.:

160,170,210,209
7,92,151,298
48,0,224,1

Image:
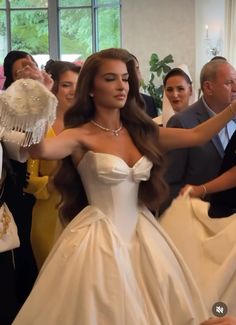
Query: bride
13,48,236,325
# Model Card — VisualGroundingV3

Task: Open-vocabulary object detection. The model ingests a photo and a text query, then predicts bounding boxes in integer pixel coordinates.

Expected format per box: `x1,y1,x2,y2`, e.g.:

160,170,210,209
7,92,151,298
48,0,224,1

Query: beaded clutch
0,79,57,147
0,202,20,252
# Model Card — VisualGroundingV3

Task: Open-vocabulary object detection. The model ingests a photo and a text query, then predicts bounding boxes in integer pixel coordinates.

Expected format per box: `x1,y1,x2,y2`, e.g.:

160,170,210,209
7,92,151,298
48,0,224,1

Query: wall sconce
204,24,221,57
205,25,209,39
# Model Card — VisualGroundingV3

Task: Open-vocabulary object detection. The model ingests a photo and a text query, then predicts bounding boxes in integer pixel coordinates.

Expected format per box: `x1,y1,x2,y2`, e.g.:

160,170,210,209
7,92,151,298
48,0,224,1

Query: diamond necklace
91,120,123,136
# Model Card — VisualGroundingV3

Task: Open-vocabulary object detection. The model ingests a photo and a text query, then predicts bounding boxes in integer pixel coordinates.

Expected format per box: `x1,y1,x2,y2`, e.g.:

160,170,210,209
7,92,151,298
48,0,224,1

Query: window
0,0,121,68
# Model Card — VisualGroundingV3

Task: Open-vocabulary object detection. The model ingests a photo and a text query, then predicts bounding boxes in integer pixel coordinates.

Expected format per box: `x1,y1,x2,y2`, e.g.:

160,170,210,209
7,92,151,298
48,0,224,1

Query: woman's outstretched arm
158,102,236,152
26,128,82,160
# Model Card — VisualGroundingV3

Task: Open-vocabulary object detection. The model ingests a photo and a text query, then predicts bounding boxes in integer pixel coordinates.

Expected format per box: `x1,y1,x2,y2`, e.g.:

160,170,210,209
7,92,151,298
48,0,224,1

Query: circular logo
212,302,228,317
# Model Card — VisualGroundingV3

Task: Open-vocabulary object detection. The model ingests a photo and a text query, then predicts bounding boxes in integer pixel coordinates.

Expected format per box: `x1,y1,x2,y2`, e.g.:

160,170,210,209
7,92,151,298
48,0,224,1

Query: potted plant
141,53,174,115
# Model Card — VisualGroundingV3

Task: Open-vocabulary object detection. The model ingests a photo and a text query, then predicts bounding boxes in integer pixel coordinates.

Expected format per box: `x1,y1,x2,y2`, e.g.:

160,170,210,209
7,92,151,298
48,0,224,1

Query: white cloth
160,194,236,316
0,79,57,147
3,130,29,162
13,152,208,324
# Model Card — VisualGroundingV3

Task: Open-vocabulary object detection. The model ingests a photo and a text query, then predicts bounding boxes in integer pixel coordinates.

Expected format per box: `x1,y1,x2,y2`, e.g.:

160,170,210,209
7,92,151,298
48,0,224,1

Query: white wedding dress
13,151,208,325
160,194,236,316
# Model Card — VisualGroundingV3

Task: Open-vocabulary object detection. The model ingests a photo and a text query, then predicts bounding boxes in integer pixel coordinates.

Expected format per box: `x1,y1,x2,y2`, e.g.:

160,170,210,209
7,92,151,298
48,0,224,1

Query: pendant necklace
91,120,123,136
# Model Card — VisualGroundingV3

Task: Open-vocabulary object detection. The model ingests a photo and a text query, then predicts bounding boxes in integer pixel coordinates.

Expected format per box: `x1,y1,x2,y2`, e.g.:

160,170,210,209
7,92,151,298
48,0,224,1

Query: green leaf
143,52,174,110
163,65,172,73
163,54,174,64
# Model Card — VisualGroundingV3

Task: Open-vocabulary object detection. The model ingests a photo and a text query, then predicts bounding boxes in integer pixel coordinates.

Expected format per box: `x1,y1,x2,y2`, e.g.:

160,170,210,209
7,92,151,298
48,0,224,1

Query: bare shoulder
68,122,97,164
61,123,92,142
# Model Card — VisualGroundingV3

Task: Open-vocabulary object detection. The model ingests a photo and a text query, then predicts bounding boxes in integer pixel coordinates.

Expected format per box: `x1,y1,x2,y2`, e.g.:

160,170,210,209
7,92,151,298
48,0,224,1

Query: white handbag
0,202,20,253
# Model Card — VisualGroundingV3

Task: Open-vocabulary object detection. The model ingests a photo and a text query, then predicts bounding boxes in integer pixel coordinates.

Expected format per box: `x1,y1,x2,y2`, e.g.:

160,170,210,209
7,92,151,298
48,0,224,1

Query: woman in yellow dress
25,60,81,269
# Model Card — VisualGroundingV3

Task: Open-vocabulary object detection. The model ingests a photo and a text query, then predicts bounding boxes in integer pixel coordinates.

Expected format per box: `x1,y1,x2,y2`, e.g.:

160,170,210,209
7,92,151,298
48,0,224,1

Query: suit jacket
141,93,158,118
161,97,225,212
209,129,236,217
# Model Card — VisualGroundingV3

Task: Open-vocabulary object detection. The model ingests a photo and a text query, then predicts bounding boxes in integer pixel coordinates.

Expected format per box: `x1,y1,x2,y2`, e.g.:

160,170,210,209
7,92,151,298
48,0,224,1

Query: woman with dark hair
25,59,81,269
1,50,53,320
3,50,36,89
13,48,236,325
2,51,38,307
154,65,197,126
163,67,193,113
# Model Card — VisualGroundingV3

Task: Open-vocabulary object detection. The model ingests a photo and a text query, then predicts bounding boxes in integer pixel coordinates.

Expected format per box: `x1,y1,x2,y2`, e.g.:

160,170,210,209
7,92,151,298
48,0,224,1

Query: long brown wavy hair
54,48,168,223
44,59,81,95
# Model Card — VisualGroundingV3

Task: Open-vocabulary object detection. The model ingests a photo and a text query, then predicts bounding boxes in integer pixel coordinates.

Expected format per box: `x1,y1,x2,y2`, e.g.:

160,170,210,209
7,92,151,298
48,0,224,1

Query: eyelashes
104,78,129,82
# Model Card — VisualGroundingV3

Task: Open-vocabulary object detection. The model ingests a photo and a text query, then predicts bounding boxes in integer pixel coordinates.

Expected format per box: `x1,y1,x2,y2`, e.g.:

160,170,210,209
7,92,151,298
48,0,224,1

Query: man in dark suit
160,59,236,212
141,92,158,118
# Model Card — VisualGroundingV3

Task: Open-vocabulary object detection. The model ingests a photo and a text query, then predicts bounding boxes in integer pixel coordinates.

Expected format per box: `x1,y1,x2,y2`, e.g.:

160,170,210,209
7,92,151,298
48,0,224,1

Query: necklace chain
91,120,123,136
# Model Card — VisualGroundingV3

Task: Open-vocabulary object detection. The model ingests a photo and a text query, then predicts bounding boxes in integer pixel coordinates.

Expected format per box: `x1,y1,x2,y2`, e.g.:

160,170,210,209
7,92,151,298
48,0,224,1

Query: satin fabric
160,194,236,316
13,152,207,324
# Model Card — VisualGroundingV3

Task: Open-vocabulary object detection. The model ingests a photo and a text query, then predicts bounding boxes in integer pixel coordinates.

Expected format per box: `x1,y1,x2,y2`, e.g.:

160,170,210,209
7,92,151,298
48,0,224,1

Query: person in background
211,55,227,61
0,52,54,324
160,69,236,314
164,67,194,113
181,127,236,218
154,65,197,126
0,148,19,324
159,58,236,213
196,55,228,98
25,59,81,269
160,131,236,317
131,53,158,118
2,50,52,308
12,47,236,325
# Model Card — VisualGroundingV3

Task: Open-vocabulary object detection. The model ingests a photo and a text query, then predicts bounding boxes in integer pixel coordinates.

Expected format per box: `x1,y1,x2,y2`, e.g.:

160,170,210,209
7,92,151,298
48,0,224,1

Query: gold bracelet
201,185,207,199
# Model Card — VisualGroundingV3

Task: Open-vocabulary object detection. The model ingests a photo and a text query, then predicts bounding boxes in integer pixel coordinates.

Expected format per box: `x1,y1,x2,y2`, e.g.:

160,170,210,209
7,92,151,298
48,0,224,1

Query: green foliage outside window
10,10,49,54
60,8,92,60
0,0,120,62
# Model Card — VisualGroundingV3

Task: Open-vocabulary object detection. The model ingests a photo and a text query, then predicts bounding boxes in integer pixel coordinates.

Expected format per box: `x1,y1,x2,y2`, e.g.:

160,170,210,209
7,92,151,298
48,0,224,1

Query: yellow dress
25,127,62,269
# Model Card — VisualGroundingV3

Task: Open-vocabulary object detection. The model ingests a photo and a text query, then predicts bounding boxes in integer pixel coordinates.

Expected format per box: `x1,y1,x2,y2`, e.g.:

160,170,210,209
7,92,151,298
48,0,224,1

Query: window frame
1,0,122,60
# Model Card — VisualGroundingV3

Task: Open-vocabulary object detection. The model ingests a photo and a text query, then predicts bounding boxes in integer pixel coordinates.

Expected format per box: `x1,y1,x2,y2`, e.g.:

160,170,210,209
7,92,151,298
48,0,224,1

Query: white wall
122,0,196,86
195,0,225,88
122,0,226,91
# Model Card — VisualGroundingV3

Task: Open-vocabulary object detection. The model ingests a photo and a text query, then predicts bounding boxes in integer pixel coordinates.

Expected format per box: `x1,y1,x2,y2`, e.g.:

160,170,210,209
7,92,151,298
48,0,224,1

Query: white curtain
224,0,236,66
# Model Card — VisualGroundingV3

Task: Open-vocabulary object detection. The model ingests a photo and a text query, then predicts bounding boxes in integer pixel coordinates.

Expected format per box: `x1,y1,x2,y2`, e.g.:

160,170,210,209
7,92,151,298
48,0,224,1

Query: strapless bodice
77,151,153,242
13,152,208,325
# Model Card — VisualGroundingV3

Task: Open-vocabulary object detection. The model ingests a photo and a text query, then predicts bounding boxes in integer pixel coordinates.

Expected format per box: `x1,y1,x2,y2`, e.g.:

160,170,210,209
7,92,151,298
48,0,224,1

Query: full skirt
13,205,208,325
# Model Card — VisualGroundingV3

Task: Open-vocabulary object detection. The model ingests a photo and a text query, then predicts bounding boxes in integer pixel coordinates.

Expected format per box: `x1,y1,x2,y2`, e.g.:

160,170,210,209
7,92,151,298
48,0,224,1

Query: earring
89,93,94,97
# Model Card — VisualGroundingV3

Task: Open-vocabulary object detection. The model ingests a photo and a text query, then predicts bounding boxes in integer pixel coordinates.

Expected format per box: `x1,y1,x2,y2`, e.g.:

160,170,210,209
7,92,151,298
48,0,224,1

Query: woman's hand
40,69,54,90
15,57,53,90
180,184,206,198
200,316,236,325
